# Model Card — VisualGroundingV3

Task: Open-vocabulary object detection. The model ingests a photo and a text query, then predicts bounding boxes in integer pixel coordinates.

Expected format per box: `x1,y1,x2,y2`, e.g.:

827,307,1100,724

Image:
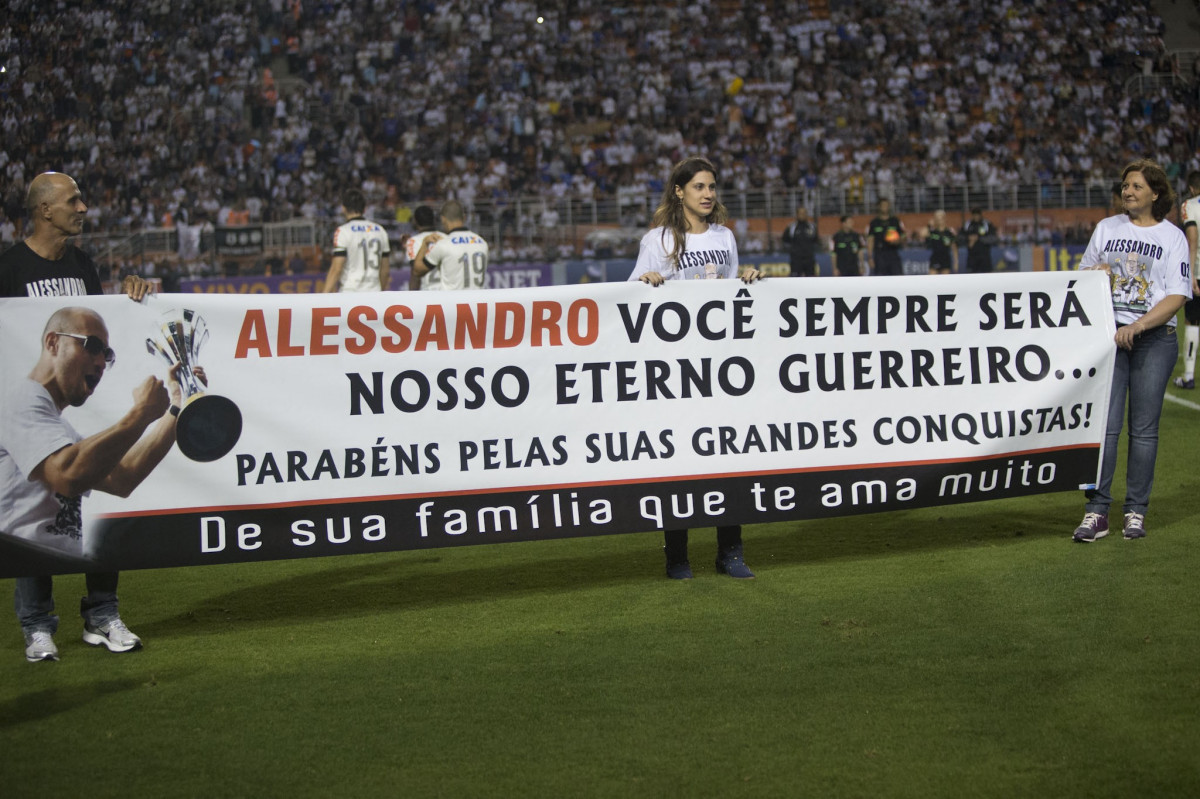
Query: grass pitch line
1164,392,1200,411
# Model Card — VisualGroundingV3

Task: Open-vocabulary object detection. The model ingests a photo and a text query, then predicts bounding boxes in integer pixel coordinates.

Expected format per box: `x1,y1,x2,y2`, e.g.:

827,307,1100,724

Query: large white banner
0,272,1115,576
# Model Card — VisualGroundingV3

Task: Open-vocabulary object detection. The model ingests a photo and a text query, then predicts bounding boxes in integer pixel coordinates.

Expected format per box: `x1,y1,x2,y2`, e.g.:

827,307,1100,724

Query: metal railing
1124,72,1189,94
76,180,1116,271
1169,49,1200,79
79,219,321,277
446,181,1115,253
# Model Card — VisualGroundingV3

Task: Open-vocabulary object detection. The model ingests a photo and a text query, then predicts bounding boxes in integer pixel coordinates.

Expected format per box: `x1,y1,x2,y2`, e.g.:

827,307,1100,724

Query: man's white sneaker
24,630,59,662
82,618,142,653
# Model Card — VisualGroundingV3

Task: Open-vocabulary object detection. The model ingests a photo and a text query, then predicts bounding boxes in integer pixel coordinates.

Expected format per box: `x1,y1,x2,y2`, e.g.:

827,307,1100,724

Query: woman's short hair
1121,159,1175,221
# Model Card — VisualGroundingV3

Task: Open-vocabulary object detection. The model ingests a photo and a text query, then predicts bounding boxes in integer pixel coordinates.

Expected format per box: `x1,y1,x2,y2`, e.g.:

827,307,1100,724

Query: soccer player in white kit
628,156,762,580
323,188,391,293
1174,171,1200,389
405,205,440,291
412,200,489,291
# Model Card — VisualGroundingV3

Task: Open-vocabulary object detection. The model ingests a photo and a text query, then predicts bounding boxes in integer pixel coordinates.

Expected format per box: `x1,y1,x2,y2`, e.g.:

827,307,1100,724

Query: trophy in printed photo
146,309,242,462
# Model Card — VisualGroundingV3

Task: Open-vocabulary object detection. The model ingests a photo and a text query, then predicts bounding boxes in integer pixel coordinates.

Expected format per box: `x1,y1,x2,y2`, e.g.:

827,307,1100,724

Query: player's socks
1185,325,1199,381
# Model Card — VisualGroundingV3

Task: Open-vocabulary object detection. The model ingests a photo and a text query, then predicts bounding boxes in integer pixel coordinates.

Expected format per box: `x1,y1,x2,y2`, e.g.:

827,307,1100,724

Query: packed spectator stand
2,0,1197,273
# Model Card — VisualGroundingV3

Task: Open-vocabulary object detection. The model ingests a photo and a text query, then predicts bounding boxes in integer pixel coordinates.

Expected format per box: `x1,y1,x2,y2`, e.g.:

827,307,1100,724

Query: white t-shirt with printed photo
1077,214,1192,327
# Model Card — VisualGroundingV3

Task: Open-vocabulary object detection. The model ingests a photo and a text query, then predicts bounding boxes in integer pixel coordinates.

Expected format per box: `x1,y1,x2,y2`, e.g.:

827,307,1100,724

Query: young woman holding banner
1072,159,1192,543
628,156,761,579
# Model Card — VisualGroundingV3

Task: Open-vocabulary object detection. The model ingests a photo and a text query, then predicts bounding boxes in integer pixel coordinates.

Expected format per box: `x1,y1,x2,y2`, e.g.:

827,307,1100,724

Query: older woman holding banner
1072,159,1192,543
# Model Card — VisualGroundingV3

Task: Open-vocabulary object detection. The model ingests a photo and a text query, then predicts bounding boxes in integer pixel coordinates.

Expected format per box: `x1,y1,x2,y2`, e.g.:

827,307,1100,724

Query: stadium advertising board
0,273,1115,577
215,225,265,256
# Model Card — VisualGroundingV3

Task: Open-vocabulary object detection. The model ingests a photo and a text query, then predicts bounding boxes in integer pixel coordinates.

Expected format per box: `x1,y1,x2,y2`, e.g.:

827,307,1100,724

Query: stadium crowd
2,0,1198,246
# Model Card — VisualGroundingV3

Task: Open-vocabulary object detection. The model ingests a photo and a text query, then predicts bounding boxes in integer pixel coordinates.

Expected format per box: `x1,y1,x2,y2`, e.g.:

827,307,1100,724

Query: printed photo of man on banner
0,272,1116,578
0,305,187,574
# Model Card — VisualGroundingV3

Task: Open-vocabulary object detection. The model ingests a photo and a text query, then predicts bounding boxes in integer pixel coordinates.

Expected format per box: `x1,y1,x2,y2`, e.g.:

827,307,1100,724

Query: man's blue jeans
1086,324,1178,517
14,572,120,635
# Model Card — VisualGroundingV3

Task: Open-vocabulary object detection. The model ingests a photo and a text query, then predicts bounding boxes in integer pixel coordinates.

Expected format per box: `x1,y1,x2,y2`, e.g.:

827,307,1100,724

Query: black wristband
169,405,181,417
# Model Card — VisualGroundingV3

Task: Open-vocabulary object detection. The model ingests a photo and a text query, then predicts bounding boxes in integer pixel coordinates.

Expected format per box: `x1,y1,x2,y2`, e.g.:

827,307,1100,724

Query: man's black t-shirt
0,242,104,298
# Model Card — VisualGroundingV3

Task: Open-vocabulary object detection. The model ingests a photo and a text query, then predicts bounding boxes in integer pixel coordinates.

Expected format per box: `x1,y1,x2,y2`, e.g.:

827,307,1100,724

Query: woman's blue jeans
1085,324,1178,517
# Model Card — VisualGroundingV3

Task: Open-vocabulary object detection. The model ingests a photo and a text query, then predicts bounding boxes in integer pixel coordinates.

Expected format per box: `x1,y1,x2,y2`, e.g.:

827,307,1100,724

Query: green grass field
3,364,1199,797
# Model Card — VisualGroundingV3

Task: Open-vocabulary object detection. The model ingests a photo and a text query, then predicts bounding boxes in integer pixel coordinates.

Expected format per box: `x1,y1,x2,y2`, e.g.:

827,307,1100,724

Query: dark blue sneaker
715,548,755,579
666,560,693,580
1072,512,1109,543
1122,512,1147,539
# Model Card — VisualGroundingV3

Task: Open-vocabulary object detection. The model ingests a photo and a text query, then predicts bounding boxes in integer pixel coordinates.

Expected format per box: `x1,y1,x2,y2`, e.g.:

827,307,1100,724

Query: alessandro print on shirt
1079,215,1192,323
0,242,104,297
629,225,740,281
